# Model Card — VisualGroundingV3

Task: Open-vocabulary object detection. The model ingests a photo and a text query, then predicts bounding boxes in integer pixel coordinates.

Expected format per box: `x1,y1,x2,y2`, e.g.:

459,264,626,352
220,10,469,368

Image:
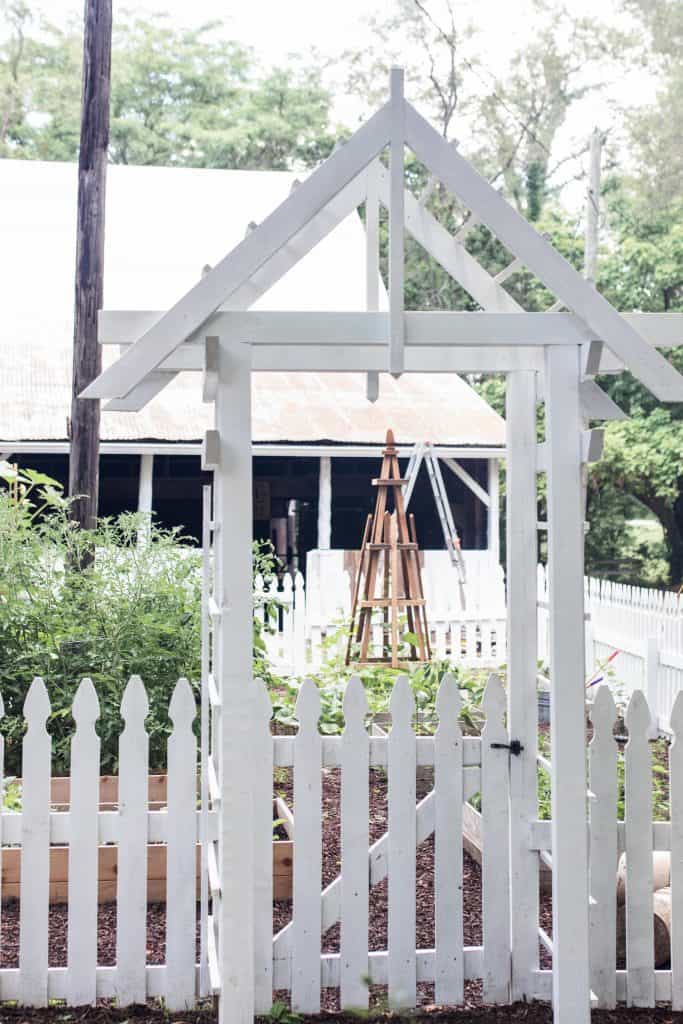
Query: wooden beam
405,101,683,402
317,456,332,550
545,344,591,1023
487,458,500,565
83,105,391,400
389,68,405,376
441,457,490,507
136,452,154,547
365,160,381,402
68,0,112,531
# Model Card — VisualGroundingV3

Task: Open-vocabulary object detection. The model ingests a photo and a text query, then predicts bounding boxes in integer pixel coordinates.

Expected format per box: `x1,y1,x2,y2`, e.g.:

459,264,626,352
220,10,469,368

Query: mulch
0,765,675,1022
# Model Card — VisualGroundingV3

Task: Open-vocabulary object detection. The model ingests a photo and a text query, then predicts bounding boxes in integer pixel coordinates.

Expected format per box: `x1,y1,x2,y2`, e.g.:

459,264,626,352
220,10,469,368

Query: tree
0,10,338,169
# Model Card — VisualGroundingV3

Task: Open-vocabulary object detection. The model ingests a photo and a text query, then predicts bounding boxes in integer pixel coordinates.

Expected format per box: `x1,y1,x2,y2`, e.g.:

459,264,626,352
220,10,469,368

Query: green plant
0,466,282,775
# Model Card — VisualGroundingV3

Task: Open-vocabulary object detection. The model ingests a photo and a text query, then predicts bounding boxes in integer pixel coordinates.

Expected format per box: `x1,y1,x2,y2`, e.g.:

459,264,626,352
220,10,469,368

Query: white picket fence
255,552,507,677
538,566,683,734
0,675,202,1008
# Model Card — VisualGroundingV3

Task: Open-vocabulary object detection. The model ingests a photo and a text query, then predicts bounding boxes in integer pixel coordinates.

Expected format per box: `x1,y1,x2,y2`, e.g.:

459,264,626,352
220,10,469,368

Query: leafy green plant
0,467,282,775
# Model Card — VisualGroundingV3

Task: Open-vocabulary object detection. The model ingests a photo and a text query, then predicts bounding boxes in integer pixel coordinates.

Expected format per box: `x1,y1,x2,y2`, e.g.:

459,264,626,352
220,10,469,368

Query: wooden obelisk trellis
347,430,430,668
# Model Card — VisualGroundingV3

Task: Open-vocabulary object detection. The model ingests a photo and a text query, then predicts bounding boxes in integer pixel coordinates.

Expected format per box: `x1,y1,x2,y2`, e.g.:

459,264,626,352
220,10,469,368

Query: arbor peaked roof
84,75,683,407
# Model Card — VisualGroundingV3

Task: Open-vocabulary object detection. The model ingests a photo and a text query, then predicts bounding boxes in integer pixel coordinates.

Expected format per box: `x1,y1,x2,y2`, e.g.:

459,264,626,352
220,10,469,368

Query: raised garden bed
2,776,294,904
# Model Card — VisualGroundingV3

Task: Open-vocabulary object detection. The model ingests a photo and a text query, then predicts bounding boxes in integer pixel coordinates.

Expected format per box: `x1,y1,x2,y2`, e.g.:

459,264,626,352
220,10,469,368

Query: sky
25,0,656,208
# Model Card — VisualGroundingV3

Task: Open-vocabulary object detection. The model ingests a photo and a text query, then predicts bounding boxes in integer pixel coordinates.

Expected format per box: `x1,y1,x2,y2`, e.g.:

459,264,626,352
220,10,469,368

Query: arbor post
215,338,254,1024
545,344,591,1023
506,372,539,999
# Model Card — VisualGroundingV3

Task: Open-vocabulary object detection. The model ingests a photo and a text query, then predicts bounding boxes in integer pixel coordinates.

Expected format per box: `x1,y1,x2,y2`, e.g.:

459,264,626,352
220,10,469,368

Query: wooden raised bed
1,776,294,904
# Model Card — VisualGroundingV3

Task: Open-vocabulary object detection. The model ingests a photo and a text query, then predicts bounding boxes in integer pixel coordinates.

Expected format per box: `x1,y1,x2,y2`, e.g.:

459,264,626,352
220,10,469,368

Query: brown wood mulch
0,766,674,1022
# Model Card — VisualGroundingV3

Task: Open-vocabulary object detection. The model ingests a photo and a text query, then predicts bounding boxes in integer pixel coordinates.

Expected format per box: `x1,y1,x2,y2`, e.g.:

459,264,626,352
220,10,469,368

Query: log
616,851,670,906
617,886,671,968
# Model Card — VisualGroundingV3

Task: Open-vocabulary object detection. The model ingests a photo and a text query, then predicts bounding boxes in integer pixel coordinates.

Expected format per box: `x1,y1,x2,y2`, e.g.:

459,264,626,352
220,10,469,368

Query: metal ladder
403,442,467,608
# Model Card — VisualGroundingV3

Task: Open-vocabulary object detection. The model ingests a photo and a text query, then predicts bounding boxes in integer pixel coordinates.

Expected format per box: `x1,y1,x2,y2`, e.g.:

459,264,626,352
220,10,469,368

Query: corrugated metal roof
0,159,504,448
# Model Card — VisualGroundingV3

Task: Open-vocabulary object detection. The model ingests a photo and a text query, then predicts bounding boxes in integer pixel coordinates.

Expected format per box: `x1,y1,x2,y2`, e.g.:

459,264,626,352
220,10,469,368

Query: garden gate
84,68,683,1024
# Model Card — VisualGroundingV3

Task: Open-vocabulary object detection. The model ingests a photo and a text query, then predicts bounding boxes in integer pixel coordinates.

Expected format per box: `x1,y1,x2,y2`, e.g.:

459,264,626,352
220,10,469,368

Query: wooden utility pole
69,0,112,530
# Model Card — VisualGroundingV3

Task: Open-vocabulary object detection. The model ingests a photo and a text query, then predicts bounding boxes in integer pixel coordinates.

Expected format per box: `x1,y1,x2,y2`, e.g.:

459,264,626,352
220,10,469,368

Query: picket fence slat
20,677,51,1007
292,679,322,1013
68,679,101,1006
116,676,150,1006
254,678,274,1013
434,674,464,1004
166,679,198,1010
340,676,369,1010
481,673,510,1003
671,692,683,1010
589,685,618,1009
388,676,416,1009
625,690,655,1007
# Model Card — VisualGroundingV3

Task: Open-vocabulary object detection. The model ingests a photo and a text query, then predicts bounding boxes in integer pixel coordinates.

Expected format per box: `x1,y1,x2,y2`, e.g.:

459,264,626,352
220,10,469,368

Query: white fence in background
257,549,507,677
0,676,204,1008
538,566,683,735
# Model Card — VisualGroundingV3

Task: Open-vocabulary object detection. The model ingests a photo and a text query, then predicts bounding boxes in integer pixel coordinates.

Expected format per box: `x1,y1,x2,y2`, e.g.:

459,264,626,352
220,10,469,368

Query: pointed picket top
389,674,414,730
590,684,617,736
169,677,197,727
24,676,50,722
294,571,305,592
282,573,293,596
253,677,273,727
625,688,651,738
295,677,321,732
435,672,461,724
343,675,368,734
482,672,506,725
121,674,149,723
670,690,683,741
72,677,100,727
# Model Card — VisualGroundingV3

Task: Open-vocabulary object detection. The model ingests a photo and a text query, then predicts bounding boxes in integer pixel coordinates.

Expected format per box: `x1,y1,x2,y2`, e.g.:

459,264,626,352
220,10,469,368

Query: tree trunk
69,0,112,533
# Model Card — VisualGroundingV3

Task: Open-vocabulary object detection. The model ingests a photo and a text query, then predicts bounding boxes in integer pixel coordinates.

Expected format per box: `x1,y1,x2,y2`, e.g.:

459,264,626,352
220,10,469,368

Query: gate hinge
491,739,524,756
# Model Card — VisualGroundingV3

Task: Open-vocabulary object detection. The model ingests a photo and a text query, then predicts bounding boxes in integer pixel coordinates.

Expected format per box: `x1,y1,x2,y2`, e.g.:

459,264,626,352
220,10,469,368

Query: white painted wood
19,678,51,1006
389,68,405,376
544,344,591,1024
137,453,154,546
340,676,369,1009
670,691,683,1010
83,105,390,400
292,679,322,1013
579,379,627,421
434,674,464,1004
505,371,539,1001
317,456,332,550
199,484,212,998
487,458,500,564
116,675,149,1006
166,678,198,1010
405,100,683,402
481,673,510,1003
253,678,274,1013
214,337,255,1024
388,675,416,1008
68,678,101,1006
625,690,655,1007
365,158,380,403
588,685,618,1008
442,457,490,507
645,637,661,739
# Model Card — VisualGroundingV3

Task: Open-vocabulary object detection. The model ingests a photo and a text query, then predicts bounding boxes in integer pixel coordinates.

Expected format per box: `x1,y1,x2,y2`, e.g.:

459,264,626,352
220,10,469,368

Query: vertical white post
199,484,211,997
645,637,660,739
487,458,500,567
317,456,332,550
215,337,254,1024
366,159,380,403
505,372,538,1000
389,67,404,377
137,452,154,545
545,344,590,1024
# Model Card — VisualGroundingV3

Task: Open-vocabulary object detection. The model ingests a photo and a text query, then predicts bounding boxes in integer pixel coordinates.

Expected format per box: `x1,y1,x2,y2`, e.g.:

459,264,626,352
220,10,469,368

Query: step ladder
403,442,467,609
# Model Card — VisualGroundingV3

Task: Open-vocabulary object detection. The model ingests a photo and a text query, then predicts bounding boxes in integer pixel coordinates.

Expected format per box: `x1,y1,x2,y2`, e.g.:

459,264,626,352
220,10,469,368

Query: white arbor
85,69,683,1024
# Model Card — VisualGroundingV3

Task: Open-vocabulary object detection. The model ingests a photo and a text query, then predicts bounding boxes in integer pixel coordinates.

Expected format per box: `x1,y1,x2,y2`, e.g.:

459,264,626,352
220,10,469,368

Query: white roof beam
84,101,391,401
405,100,683,402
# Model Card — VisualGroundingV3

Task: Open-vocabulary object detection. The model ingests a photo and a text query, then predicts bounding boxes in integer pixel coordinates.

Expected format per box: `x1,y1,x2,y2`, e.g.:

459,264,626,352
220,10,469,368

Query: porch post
487,457,500,566
215,337,254,1024
545,344,590,1023
137,452,154,545
317,455,332,550
505,372,539,1000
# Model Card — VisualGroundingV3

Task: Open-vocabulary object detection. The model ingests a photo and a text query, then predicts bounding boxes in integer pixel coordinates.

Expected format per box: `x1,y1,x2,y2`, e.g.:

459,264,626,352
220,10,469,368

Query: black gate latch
490,739,524,756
